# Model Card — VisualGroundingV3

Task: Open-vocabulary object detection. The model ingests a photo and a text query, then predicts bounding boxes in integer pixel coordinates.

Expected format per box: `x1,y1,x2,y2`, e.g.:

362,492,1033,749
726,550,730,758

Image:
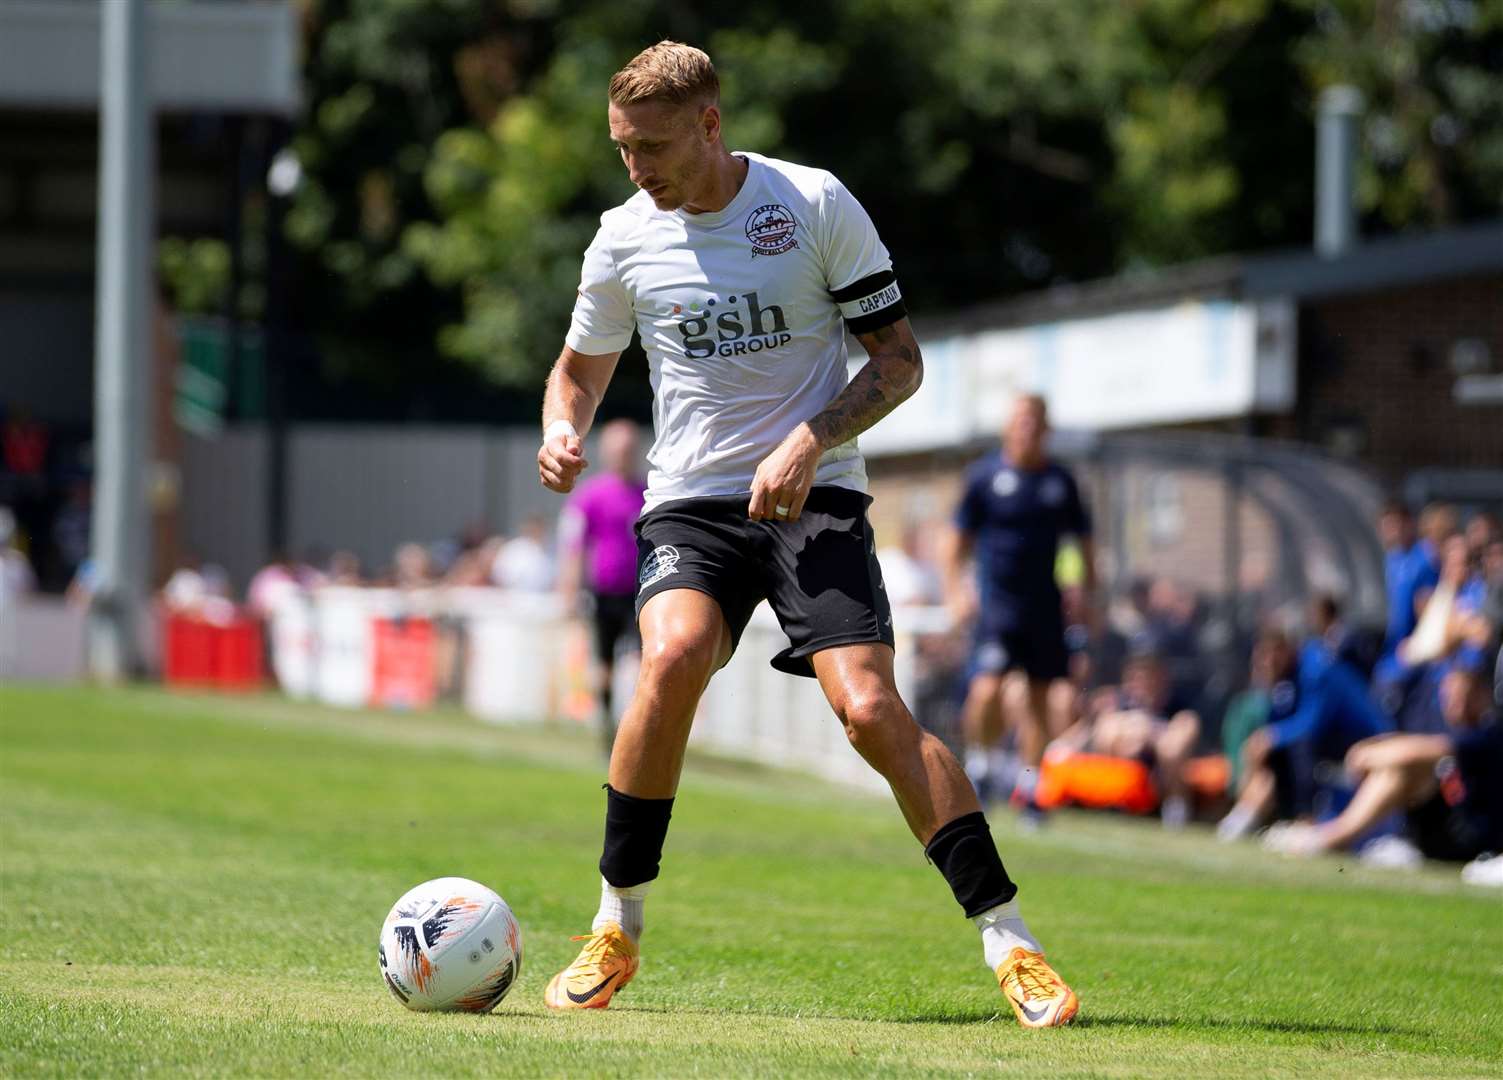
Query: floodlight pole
90,0,155,681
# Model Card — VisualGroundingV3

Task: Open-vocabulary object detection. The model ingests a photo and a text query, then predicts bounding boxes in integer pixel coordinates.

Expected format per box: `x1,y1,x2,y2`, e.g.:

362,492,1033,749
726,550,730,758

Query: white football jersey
566,153,906,511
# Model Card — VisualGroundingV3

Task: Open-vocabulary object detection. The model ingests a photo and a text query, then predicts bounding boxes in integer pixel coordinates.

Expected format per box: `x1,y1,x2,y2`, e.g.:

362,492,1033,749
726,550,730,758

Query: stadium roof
924,218,1503,335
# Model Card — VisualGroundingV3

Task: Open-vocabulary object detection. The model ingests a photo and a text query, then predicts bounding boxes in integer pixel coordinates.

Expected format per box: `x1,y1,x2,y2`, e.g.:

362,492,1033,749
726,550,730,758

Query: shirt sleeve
954,468,986,533
819,174,906,335
1267,698,1319,751
1062,470,1092,538
564,221,634,355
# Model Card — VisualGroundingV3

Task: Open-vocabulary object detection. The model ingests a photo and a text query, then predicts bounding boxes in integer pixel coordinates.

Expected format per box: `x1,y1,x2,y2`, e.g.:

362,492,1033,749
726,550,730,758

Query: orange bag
1036,752,1160,815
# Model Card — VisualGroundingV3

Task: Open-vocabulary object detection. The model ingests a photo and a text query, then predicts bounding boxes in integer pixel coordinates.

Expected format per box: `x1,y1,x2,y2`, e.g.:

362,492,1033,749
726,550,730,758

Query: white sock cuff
971,898,1021,929
602,876,651,901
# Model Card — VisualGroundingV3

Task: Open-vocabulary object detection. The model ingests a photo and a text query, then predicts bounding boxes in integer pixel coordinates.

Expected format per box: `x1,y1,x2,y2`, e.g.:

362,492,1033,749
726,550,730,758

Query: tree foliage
286,0,1503,399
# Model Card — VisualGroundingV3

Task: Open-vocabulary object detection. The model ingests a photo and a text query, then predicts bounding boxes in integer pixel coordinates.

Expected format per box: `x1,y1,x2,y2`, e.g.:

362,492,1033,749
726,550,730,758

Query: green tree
1294,0,1503,228
283,0,554,400
284,0,1502,400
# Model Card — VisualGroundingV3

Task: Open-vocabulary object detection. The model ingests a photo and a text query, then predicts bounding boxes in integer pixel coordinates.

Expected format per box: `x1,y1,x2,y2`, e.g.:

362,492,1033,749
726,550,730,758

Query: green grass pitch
2,683,1500,1077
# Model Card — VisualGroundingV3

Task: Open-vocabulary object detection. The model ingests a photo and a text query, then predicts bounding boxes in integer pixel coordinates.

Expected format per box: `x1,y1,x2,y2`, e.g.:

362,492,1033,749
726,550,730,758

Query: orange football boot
543,921,640,1011
997,947,1079,1028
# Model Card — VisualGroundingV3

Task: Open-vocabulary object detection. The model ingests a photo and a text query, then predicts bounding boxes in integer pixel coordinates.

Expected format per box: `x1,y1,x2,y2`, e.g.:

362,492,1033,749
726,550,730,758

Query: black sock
598,784,674,888
925,811,1017,918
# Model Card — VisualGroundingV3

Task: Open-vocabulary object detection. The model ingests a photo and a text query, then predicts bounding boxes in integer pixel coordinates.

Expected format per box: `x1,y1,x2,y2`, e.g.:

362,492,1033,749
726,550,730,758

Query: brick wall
1290,273,1503,483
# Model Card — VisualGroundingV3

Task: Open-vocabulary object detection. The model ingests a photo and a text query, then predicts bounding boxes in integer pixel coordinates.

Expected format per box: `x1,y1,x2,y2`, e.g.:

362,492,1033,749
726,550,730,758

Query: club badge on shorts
639,545,681,590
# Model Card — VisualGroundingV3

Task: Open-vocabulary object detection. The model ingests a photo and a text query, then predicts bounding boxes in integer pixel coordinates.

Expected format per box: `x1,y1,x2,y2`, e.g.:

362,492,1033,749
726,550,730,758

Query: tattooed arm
747,318,923,521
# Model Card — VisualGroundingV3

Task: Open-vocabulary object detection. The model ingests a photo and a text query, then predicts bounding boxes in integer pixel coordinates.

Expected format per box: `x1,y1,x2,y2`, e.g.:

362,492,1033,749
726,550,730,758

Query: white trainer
1461,852,1503,887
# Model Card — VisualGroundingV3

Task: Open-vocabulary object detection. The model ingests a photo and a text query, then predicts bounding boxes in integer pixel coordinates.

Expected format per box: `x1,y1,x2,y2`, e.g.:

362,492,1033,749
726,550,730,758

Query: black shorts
633,486,894,678
971,616,1069,683
589,591,639,665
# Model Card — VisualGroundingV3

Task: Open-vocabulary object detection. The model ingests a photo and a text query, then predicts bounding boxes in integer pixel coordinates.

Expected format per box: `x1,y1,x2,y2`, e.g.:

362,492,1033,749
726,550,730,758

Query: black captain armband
831,269,907,335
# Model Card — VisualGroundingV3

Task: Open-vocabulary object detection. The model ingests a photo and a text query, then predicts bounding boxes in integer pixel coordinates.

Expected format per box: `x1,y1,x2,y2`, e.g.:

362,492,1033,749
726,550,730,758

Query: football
377,877,523,1012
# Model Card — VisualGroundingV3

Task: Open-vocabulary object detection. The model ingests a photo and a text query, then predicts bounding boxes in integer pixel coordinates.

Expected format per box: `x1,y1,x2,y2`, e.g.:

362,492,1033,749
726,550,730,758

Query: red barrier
369,617,437,710
163,614,264,691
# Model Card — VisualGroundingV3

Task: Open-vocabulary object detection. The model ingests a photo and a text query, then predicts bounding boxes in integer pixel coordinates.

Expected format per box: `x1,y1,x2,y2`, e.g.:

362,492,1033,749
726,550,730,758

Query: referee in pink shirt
558,419,648,752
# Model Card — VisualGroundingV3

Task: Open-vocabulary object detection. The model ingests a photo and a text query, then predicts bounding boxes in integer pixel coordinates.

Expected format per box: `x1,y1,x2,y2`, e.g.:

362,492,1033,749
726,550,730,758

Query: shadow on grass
616,1003,1421,1040
896,1011,1423,1039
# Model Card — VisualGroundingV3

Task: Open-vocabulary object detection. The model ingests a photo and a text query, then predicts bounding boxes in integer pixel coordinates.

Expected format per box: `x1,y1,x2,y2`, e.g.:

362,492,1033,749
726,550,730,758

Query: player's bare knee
838,688,914,754
639,627,720,689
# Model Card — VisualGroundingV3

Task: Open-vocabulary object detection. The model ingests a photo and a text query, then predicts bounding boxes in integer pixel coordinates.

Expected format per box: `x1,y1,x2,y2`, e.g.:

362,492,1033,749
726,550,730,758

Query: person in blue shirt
1374,503,1455,711
1217,627,1393,839
1257,646,1502,864
1377,501,1419,655
941,395,1096,815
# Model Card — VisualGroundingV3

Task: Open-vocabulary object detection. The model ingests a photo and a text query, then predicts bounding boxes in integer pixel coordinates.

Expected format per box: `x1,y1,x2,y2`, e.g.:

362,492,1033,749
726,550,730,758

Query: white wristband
544,419,578,443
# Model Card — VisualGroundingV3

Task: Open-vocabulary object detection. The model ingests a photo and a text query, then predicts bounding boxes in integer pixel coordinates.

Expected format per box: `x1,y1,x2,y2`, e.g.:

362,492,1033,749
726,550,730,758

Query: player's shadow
617,1004,1418,1039
894,1011,1420,1038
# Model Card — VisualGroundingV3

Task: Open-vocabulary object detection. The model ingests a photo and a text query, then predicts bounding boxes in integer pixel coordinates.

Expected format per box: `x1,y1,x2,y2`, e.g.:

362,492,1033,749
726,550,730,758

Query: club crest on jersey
639,545,681,589
745,203,798,256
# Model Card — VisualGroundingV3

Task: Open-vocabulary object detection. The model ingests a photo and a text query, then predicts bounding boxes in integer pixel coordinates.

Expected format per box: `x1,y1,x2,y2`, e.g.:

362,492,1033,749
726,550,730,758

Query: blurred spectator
247,552,324,619
1399,534,1474,667
64,556,99,610
1375,502,1457,714
1062,584,1126,693
51,479,92,581
0,506,38,606
879,520,943,608
1,409,48,484
326,549,363,586
1217,627,1393,841
557,419,647,750
161,558,234,621
1053,634,1201,827
392,542,435,590
1259,647,1501,882
1220,630,1283,797
492,516,555,592
1464,511,1499,563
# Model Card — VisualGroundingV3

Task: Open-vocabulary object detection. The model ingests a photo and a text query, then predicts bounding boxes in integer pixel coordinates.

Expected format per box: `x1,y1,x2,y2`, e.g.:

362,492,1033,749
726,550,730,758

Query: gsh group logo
675,292,792,359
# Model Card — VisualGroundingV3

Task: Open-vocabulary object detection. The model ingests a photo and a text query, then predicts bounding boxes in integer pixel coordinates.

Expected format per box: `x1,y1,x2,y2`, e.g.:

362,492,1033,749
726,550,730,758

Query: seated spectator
326,550,363,587
1259,647,1501,882
392,542,435,590
492,516,555,593
1216,627,1393,841
1062,584,1127,693
1218,631,1283,811
1464,511,1499,565
247,551,323,619
1399,533,1476,667
1049,635,1201,828
878,521,943,609
0,506,37,605
161,558,235,622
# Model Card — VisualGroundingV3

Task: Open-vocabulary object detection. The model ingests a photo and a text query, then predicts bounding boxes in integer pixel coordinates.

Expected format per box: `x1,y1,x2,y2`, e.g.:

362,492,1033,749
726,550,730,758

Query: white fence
267,588,944,792
0,596,89,682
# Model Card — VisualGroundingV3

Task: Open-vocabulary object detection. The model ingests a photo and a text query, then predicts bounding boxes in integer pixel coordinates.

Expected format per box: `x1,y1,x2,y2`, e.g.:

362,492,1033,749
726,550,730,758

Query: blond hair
609,41,719,108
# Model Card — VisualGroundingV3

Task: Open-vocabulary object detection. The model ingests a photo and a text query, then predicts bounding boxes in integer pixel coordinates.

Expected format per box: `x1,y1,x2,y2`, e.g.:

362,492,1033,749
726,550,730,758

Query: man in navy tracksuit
943,395,1096,818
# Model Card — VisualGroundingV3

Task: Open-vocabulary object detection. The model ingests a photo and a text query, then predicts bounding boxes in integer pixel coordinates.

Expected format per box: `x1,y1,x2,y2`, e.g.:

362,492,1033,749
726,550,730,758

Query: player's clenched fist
748,422,820,522
539,424,588,492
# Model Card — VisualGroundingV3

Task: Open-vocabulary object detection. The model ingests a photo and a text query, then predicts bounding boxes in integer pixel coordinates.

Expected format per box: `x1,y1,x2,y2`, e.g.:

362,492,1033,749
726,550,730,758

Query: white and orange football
378,877,522,1012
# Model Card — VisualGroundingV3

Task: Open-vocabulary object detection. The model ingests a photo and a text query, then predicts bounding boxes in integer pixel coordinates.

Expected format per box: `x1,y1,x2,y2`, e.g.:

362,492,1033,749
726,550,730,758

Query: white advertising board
857,298,1296,454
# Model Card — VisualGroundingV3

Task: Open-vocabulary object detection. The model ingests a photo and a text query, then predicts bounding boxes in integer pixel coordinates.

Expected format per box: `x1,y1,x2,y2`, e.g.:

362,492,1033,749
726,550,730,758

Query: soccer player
557,419,647,753
535,41,1078,1028
942,395,1097,819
